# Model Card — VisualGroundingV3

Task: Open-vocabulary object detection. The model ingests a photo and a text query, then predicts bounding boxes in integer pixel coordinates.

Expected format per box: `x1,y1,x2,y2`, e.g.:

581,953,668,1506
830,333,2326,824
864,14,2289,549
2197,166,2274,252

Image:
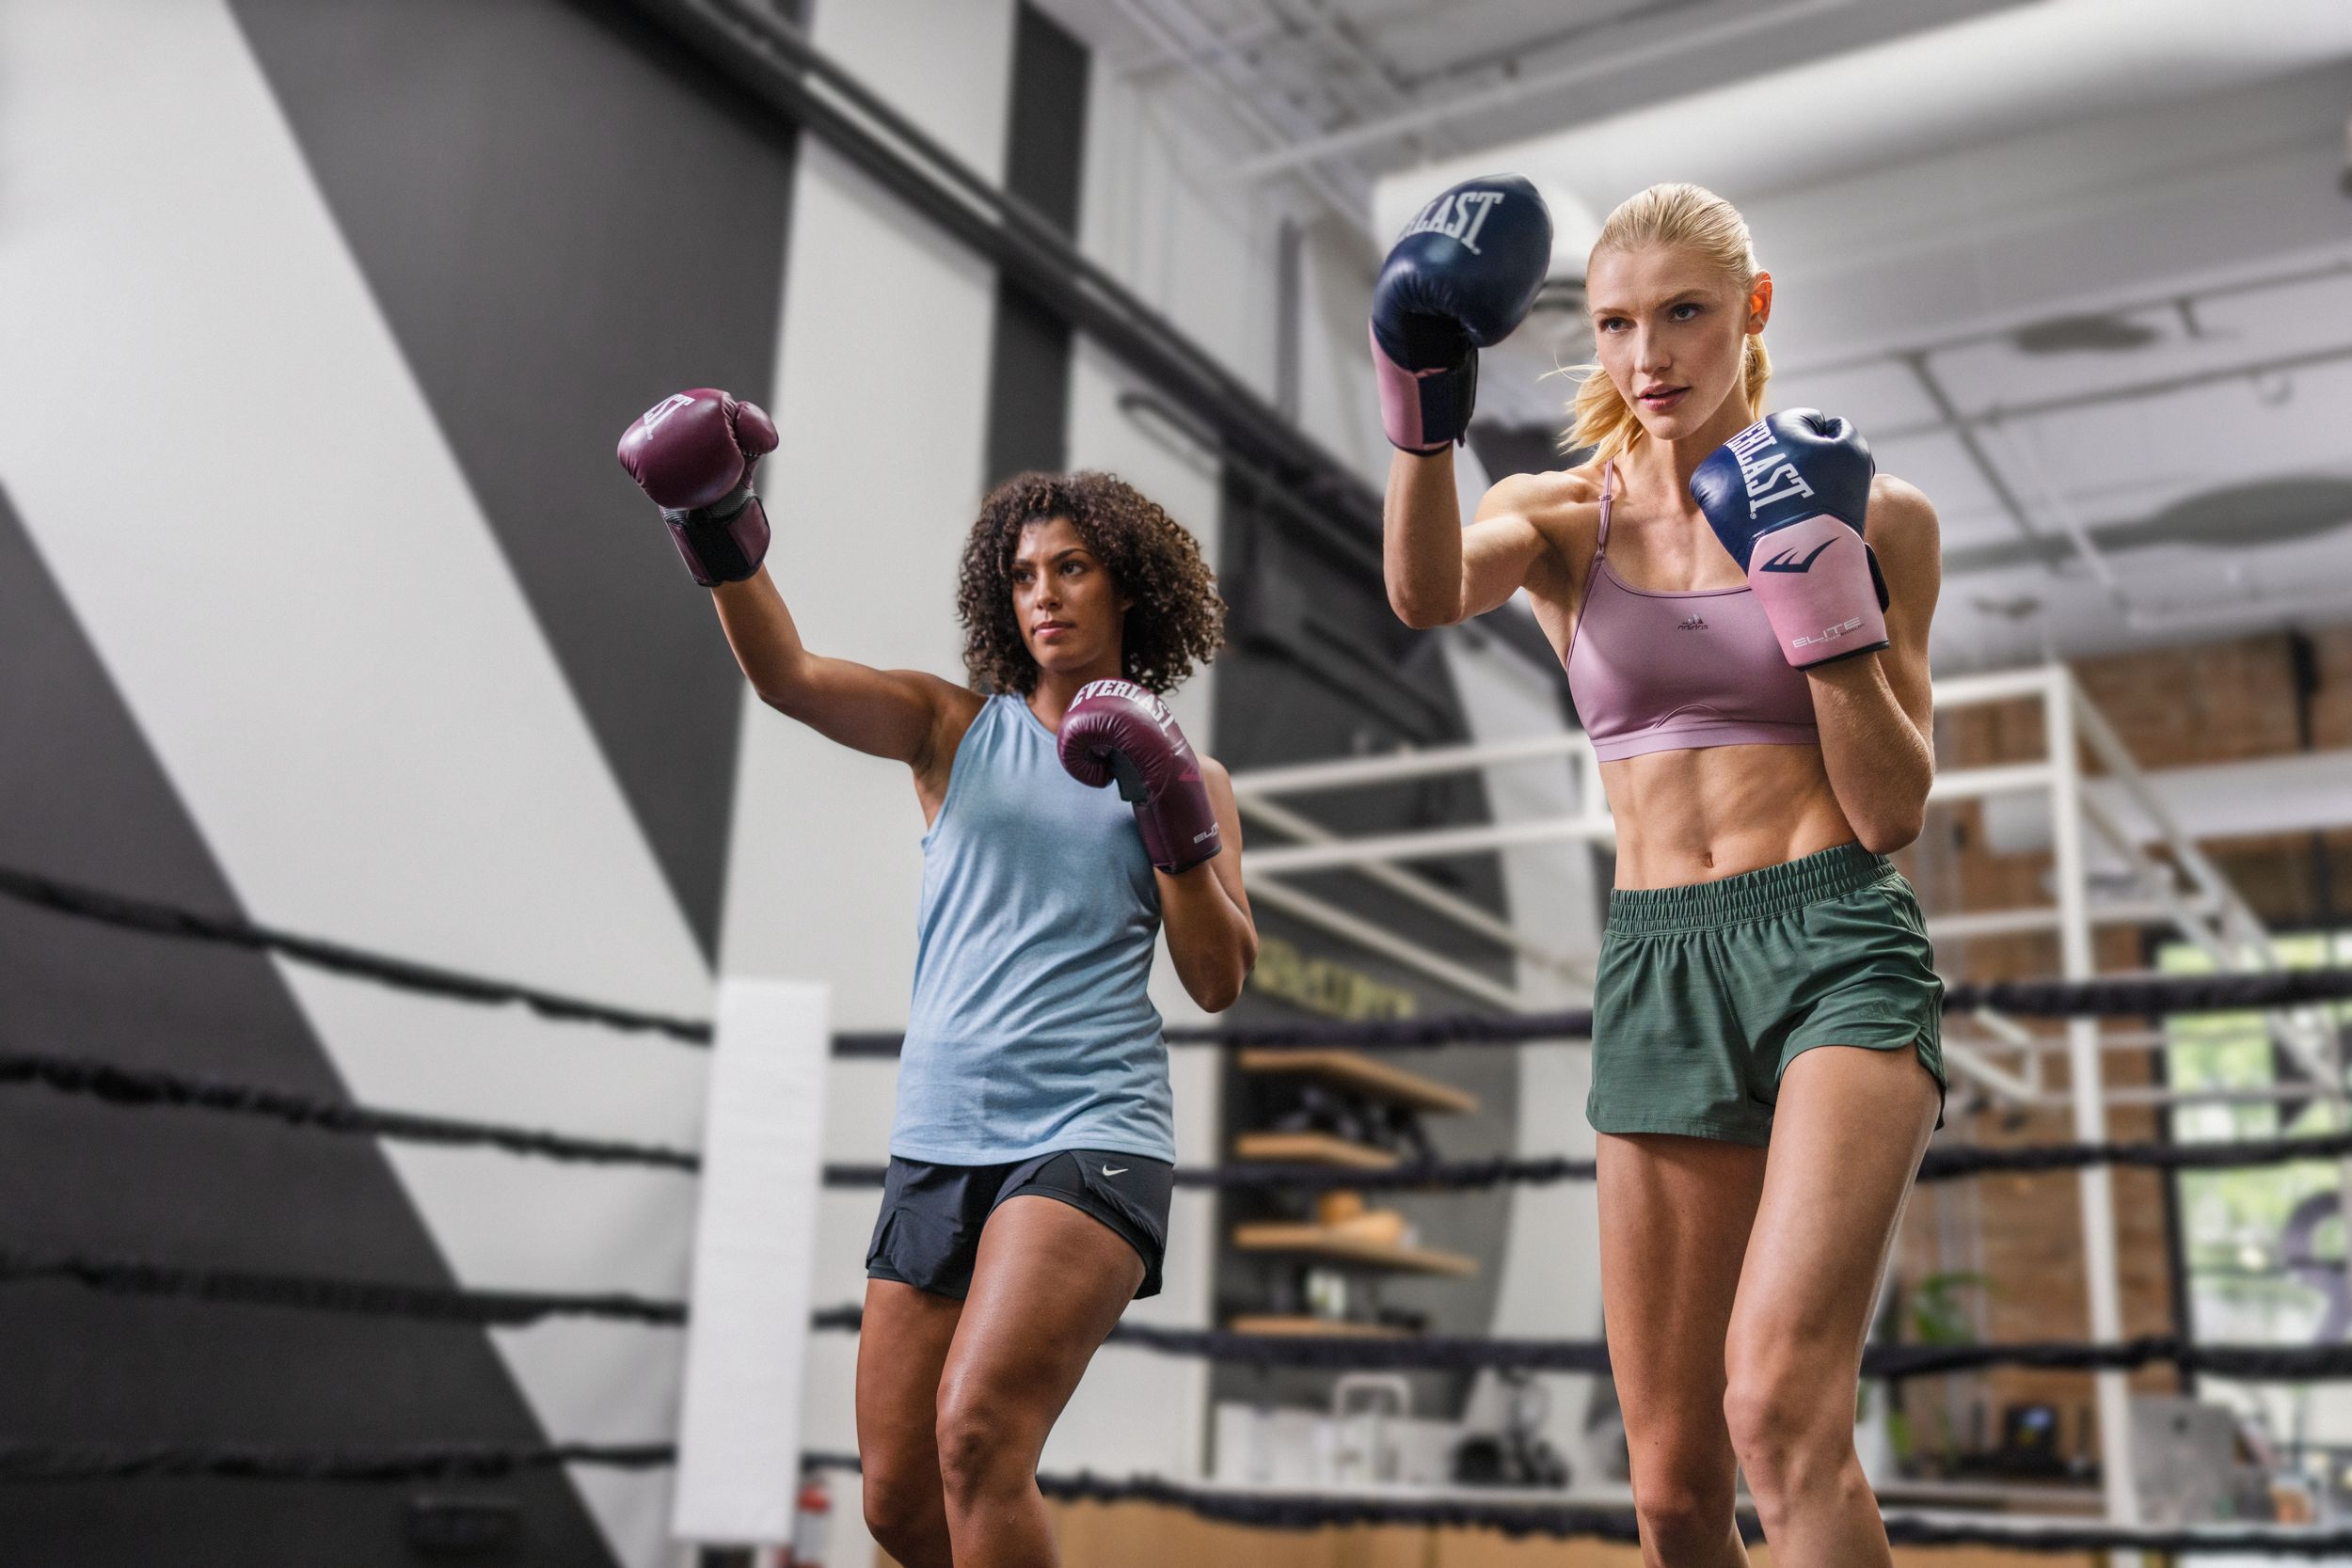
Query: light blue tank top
891,692,1174,1164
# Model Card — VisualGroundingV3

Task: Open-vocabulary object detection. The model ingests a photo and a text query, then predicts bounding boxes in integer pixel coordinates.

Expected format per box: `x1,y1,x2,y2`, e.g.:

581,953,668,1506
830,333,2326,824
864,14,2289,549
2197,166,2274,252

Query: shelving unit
1225,1033,1484,1339
1231,1223,1478,1276
1231,1131,1401,1169
1234,1048,1479,1115
1224,1314,1411,1338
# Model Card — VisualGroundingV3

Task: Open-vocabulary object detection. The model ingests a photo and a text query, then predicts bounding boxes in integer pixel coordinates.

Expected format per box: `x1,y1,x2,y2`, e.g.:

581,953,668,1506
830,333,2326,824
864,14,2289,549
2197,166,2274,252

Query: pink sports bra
1563,462,1820,762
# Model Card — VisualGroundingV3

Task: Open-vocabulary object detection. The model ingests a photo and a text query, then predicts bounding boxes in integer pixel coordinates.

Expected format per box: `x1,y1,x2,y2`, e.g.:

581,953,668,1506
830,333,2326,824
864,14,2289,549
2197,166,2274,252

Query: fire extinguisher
779,1471,831,1568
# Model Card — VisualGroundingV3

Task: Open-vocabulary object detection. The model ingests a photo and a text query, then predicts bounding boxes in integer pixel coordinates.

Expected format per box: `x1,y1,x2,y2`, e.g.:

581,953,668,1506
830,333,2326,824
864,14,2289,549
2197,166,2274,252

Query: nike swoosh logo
1759,540,1835,574
1102,1165,1128,1177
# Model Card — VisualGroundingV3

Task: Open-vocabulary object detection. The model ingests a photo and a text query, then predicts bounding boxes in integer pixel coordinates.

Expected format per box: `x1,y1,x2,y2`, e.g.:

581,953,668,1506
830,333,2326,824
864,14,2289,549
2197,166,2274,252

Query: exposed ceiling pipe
1982,419,2135,605
1973,420,2340,637
1778,249,2352,380
2106,587,2352,636
1109,11,1286,75
1899,351,2052,560
1241,0,1855,179
1279,0,1421,116
643,0,1384,522
1264,0,1476,173
1394,0,1717,99
1374,0,2352,220
1108,0,1373,234
1870,337,2352,444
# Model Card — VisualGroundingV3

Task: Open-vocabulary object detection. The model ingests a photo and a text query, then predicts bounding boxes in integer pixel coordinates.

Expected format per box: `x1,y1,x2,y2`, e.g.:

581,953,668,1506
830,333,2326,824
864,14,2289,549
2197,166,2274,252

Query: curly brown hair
956,470,1225,696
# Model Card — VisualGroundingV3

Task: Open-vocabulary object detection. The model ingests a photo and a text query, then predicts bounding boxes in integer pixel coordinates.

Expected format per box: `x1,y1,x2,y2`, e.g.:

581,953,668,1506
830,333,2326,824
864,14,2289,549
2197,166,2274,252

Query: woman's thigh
1597,1132,1768,1476
1729,1044,1938,1384
938,1193,1145,1443
856,1277,963,1464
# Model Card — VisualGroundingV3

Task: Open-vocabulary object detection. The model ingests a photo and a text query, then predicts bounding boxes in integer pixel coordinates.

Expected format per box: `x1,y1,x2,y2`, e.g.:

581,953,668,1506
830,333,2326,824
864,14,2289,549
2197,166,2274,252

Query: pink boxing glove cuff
1371,324,1475,455
1744,514,1889,669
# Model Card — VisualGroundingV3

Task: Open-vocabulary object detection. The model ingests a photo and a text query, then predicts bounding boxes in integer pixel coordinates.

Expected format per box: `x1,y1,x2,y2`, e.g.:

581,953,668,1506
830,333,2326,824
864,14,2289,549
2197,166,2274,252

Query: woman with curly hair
617,391,1255,1568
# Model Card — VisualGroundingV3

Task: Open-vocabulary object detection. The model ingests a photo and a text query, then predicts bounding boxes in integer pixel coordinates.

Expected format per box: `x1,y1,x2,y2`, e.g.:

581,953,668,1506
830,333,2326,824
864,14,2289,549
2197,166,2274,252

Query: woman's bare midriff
1601,741,1857,889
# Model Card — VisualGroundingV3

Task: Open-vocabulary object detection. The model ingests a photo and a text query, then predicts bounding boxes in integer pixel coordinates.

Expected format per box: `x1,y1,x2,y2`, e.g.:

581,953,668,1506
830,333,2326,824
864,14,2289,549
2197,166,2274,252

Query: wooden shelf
1237,1048,1478,1115
1232,1223,1479,1276
1232,1131,1402,1169
1226,1314,1410,1338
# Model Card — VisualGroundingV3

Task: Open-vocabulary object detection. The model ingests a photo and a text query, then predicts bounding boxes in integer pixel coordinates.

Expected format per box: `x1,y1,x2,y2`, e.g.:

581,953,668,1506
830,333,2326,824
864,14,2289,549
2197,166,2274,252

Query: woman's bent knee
862,1463,940,1549
935,1394,1034,1502
1635,1481,1733,1554
1722,1367,1852,1495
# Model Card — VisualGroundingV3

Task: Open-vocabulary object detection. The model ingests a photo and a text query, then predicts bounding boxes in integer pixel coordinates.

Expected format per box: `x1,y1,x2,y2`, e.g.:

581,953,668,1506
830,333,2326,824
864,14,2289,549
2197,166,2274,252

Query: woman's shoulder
1863,474,1942,596
1480,463,1605,602
1864,473,1940,546
1483,463,1606,541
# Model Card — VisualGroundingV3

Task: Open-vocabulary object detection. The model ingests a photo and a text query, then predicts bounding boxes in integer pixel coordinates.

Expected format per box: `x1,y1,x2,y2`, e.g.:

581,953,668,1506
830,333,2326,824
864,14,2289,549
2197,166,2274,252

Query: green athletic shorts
1585,842,1945,1146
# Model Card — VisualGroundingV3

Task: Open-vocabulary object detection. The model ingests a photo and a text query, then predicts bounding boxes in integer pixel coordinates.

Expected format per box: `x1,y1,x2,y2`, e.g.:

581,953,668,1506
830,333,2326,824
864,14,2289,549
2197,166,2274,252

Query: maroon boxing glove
616,388,779,585
1057,680,1222,875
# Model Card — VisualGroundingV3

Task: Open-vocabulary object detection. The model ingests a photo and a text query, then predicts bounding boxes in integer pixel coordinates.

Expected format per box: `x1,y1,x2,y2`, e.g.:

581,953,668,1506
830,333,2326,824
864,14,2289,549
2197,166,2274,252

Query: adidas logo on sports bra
1677,615,1708,632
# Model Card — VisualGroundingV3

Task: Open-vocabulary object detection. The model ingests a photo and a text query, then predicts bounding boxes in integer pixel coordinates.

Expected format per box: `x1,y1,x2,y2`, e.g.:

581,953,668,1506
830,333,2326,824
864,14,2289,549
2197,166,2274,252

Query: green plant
1883,1272,1994,1476
1909,1271,1993,1345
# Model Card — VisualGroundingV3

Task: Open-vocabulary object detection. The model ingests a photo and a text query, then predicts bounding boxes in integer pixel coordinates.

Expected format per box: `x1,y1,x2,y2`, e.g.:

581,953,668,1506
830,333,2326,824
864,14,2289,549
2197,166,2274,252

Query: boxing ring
5,660,2352,1561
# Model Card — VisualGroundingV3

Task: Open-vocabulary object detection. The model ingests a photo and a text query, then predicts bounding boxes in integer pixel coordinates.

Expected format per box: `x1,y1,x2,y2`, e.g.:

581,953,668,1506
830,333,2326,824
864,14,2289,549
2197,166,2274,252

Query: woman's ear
1747,271,1774,334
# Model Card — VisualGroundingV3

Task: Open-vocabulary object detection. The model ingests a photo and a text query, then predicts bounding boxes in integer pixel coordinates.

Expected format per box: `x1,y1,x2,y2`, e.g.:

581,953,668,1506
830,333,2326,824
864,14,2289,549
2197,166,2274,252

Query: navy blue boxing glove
1690,410,1890,669
1370,175,1552,454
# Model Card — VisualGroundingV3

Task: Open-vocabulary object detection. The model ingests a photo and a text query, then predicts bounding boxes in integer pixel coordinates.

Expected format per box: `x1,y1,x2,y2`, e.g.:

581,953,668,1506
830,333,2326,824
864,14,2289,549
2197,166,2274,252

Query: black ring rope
806,1302,2352,1383
23,1251,2344,1386
835,966,2352,1057
794,1451,2350,1554
0,1432,2340,1556
14,1053,2352,1196
1158,964,2352,1051
0,1441,675,1482
0,1436,2332,1552
0,1052,699,1172
0,867,709,1045
820,1125,2352,1195
0,1249,684,1328
11,864,2352,1057
1918,1127,2352,1181
1162,1125,2352,1195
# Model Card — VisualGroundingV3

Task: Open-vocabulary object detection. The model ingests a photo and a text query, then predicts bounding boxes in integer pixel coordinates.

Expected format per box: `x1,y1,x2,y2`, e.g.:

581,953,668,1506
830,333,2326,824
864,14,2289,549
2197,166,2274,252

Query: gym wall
0,2,1552,1563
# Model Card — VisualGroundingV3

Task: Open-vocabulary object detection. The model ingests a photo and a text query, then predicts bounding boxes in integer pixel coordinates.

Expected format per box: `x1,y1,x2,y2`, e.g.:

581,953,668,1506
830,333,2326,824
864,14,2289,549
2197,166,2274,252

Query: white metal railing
1228,665,2299,1021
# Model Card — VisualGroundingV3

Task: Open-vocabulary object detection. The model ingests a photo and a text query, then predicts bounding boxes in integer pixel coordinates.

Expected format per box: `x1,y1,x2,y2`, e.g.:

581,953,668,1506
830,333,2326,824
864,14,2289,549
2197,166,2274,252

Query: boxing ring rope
25,1245,2352,1386
0,864,711,1045
18,1030,2352,1196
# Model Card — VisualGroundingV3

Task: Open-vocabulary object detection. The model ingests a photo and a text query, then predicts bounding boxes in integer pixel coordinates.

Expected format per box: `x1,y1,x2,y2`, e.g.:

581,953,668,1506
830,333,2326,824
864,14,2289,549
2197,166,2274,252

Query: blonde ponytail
1564,182,1771,461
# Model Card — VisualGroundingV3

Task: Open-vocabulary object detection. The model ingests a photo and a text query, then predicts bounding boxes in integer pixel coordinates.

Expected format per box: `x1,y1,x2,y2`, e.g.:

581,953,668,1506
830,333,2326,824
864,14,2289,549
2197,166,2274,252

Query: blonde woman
1372,179,1945,1565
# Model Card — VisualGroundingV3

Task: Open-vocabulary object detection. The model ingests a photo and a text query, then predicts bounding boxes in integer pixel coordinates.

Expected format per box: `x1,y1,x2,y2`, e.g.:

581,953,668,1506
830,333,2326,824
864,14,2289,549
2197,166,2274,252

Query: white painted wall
0,5,713,1560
